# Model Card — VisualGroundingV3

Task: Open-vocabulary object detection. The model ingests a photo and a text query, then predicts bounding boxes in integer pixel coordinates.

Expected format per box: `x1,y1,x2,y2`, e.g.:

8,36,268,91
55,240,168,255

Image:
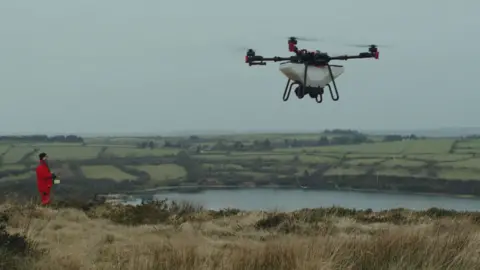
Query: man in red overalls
35,152,56,205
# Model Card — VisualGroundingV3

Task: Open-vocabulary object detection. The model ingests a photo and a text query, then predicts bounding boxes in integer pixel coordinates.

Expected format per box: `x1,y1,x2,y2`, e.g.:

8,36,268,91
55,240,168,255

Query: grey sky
1,0,479,135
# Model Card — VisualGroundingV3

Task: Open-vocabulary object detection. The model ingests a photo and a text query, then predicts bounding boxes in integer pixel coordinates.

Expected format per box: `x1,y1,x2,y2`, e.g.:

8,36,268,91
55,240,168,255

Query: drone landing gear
283,79,339,104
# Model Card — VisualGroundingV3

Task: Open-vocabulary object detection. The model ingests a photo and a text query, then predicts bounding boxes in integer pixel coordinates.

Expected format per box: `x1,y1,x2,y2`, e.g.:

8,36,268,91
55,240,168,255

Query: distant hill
362,127,480,138
168,127,480,138
5,127,480,138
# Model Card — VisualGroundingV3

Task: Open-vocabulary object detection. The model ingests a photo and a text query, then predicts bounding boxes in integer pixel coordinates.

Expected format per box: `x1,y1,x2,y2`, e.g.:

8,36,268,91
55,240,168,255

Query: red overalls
35,160,53,205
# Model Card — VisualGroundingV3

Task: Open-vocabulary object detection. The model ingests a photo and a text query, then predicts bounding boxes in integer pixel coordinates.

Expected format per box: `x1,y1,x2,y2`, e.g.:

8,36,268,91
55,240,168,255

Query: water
143,189,480,211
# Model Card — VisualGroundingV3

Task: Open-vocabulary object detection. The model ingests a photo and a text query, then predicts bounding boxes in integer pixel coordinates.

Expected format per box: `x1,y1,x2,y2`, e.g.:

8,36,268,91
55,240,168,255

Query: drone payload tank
278,62,344,88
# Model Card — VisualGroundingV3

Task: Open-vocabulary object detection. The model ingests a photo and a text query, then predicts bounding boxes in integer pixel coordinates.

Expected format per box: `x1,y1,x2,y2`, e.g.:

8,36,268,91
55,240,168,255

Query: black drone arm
245,49,379,66
245,55,295,66
329,51,379,61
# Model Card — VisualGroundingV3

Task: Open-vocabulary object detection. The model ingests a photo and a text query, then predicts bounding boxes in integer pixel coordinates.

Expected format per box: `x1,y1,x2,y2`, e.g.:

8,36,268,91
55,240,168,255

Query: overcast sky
1,0,479,135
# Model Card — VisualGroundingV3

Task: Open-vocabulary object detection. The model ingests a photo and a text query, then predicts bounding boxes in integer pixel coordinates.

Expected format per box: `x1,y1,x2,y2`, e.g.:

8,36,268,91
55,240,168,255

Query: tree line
0,135,84,143
0,130,422,150
135,129,422,152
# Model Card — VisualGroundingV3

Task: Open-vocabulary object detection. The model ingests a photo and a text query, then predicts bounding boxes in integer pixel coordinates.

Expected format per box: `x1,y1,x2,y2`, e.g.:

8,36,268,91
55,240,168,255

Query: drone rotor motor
368,45,380,59
288,37,298,52
245,49,255,63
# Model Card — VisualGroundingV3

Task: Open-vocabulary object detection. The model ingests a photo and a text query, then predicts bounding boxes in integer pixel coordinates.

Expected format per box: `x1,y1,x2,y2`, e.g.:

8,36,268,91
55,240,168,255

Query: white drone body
278,62,345,88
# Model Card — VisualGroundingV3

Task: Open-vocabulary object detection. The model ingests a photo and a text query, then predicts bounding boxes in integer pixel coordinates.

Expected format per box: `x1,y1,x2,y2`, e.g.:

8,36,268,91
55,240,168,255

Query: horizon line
1,126,480,137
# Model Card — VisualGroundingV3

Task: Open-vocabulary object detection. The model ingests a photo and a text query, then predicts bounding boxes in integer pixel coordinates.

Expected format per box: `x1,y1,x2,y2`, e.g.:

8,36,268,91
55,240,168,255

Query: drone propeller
288,36,323,42
233,46,255,52
346,43,392,48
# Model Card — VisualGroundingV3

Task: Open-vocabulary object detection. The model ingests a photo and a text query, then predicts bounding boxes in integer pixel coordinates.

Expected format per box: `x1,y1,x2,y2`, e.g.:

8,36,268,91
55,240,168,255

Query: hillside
2,131,480,198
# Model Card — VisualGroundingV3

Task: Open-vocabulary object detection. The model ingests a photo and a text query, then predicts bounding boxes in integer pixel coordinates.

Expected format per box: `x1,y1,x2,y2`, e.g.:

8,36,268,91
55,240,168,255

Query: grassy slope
2,200,480,270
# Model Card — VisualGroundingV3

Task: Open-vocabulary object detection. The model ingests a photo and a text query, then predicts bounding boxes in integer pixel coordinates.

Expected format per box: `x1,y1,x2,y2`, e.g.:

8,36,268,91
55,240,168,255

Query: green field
2,133,480,194
81,165,137,181
2,146,33,163
104,147,179,158
32,145,102,161
130,164,187,183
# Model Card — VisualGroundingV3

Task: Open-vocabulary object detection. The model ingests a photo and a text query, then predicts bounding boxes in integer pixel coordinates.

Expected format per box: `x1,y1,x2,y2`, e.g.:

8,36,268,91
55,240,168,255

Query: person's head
38,152,48,161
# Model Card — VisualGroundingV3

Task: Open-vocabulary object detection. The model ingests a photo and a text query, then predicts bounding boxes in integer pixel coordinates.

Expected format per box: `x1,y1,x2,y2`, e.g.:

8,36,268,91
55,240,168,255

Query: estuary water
143,189,480,212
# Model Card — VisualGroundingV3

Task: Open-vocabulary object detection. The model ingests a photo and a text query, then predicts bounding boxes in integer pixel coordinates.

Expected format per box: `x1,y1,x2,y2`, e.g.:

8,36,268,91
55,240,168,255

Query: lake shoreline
113,185,480,202
108,187,480,212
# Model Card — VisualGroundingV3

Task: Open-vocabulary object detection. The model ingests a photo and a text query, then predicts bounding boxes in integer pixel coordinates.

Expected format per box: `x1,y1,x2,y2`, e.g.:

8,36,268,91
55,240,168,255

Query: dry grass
1,199,480,270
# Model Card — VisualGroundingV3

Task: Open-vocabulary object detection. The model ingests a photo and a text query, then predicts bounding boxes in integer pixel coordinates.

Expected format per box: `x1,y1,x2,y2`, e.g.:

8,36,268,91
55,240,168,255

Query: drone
244,37,380,104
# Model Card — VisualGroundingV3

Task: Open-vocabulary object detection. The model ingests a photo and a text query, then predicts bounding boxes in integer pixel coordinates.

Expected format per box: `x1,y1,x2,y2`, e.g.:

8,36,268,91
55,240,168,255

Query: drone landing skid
279,62,341,104
283,80,339,104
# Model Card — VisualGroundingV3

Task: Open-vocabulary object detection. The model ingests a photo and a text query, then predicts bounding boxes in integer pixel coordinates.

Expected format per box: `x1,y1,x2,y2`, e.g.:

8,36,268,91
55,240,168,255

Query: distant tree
137,142,148,149
175,151,204,182
0,134,83,143
175,151,191,165
262,139,272,150
291,139,301,147
164,140,181,148
177,139,192,149
65,135,84,143
148,141,155,149
212,140,228,151
324,129,360,135
317,136,329,146
233,141,244,150
189,135,200,141
351,133,368,144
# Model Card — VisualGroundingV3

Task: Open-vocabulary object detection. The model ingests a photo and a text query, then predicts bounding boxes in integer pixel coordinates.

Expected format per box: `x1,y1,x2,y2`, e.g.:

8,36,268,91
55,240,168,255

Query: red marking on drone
288,42,295,52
